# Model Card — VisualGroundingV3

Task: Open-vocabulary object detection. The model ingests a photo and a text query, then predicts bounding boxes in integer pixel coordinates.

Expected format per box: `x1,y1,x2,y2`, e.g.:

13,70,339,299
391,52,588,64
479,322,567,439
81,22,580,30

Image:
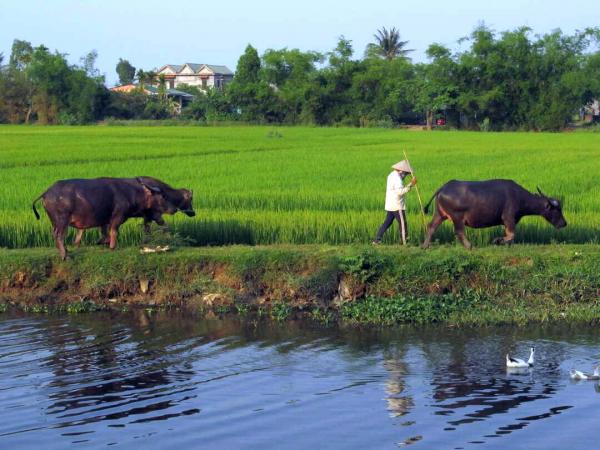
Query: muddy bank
1,245,599,325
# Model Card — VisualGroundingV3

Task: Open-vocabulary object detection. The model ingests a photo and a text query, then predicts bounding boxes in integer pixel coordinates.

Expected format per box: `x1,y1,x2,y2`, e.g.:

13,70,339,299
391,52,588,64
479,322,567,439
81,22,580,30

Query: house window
169,80,174,89
202,78,207,89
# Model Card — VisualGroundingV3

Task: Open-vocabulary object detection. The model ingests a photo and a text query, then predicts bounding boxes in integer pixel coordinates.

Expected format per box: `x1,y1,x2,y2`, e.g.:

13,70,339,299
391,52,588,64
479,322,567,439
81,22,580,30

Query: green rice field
0,125,598,248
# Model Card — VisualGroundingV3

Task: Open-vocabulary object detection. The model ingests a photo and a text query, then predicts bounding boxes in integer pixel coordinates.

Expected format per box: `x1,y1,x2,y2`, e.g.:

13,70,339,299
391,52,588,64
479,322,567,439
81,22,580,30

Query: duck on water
506,347,535,368
570,365,600,381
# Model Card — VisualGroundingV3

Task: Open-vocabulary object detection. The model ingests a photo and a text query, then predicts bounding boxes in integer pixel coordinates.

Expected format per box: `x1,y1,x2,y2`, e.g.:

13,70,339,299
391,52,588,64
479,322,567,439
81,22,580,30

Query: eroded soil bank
1,245,599,325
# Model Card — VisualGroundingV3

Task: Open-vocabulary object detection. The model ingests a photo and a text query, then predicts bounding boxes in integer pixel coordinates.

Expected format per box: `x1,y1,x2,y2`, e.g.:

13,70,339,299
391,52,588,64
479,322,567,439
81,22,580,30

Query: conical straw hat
391,160,413,173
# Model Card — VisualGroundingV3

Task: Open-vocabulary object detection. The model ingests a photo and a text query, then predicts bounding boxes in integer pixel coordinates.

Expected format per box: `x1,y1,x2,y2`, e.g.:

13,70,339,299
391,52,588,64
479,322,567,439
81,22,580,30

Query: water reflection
0,313,599,448
383,348,413,418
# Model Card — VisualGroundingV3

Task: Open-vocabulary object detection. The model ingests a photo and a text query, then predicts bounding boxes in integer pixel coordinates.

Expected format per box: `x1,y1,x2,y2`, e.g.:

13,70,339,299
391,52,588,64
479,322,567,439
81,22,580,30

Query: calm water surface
1,311,599,449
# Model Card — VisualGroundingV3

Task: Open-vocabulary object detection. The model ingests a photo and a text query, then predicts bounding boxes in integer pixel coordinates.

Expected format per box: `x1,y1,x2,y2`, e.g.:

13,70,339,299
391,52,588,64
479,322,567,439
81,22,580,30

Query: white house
157,63,234,90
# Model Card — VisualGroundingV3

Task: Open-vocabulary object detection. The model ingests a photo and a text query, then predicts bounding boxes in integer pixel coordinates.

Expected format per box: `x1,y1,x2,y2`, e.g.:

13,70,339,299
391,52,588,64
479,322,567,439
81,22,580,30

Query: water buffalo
32,176,195,259
422,179,567,249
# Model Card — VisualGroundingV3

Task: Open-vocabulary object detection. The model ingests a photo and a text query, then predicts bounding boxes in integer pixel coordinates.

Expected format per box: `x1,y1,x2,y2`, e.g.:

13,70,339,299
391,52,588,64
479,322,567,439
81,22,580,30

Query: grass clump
64,300,104,314
341,294,472,325
339,248,387,284
270,302,293,321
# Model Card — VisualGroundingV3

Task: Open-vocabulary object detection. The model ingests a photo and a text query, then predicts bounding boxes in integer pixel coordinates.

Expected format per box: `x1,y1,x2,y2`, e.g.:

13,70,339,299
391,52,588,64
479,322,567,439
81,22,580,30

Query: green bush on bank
341,294,473,325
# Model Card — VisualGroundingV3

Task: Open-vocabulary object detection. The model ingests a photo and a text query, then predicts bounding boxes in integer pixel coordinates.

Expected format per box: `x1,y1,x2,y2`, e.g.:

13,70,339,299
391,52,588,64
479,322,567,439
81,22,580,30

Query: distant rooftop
160,63,233,75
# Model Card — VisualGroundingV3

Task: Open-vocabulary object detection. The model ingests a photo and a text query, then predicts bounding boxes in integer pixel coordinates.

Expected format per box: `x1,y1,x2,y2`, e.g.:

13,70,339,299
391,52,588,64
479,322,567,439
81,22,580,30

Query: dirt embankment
1,245,599,325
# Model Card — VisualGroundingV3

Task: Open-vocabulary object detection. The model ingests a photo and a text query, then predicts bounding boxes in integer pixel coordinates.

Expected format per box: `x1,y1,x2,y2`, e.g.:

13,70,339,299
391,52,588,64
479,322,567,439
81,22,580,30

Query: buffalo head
178,189,195,217
137,178,195,217
537,187,567,229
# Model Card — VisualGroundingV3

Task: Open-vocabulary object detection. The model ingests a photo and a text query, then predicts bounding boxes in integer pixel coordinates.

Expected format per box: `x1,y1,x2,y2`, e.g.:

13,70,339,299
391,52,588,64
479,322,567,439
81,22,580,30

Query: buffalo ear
137,178,162,194
141,185,153,197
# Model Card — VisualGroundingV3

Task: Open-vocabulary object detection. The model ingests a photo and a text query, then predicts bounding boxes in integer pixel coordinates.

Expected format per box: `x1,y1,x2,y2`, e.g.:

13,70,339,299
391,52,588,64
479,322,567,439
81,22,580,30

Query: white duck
506,347,535,368
570,365,600,381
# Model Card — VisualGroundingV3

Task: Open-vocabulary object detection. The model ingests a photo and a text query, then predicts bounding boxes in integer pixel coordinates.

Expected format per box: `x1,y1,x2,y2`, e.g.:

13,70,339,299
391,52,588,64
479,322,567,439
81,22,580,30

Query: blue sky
1,0,597,86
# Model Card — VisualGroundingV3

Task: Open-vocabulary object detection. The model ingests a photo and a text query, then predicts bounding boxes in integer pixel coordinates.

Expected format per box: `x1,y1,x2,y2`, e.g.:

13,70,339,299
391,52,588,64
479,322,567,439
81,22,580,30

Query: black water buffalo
422,179,567,249
32,177,195,259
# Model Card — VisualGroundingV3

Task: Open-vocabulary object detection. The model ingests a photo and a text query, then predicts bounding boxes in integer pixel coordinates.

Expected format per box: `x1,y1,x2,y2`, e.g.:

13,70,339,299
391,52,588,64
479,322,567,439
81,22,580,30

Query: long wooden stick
403,149,428,236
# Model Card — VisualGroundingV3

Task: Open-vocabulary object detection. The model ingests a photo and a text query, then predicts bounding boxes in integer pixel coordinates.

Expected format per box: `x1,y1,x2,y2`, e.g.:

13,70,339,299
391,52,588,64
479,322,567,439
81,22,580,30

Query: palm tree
136,69,157,89
145,70,158,85
371,27,413,61
136,69,147,89
157,74,168,101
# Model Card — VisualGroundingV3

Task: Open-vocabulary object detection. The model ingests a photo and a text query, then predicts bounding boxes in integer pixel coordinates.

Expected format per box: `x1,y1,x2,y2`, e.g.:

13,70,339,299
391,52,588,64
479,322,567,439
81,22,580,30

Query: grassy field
0,125,599,249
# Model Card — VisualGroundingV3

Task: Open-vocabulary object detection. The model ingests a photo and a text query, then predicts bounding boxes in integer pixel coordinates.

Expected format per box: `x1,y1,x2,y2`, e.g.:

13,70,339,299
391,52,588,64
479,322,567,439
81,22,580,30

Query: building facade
157,63,233,90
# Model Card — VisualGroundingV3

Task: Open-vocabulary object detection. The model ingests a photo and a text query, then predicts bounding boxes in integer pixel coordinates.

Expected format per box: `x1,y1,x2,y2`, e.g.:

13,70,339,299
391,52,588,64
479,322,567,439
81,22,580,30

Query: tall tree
368,27,413,61
116,58,136,85
412,44,456,129
351,56,415,126
328,36,353,66
261,48,322,122
26,46,71,124
227,44,281,122
311,36,361,125
9,39,33,70
0,67,33,123
234,44,261,84
80,50,101,79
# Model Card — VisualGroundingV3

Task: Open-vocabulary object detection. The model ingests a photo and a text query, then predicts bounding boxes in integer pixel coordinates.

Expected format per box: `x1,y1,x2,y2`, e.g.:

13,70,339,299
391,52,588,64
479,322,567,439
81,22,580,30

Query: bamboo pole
403,149,428,237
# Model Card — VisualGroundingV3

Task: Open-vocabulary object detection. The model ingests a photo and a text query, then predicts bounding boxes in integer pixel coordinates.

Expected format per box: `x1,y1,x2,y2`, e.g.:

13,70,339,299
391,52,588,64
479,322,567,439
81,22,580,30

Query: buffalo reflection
39,310,206,427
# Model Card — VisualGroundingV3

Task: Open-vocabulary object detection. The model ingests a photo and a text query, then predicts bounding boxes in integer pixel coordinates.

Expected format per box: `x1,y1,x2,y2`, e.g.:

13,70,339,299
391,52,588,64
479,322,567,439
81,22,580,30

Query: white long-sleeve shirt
384,171,412,211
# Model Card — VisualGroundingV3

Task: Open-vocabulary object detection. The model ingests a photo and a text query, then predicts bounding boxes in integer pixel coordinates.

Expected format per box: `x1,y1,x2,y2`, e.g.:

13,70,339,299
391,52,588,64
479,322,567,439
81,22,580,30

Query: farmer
372,160,417,245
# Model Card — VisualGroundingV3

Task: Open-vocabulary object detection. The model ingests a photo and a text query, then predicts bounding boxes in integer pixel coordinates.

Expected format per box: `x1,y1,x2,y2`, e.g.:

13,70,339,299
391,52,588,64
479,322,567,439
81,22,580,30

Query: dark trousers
375,210,408,244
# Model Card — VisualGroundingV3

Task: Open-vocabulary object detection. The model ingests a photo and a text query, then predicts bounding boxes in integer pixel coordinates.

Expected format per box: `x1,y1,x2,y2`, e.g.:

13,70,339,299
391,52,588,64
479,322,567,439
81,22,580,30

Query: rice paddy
0,125,599,249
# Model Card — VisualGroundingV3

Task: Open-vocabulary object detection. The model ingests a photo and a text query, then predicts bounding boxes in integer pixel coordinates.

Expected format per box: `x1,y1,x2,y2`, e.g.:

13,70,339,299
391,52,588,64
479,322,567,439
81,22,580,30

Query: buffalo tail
423,188,441,214
32,194,44,220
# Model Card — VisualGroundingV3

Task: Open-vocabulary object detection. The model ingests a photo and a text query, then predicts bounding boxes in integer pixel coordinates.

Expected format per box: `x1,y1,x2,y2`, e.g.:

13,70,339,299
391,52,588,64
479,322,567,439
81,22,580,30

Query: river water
0,311,599,449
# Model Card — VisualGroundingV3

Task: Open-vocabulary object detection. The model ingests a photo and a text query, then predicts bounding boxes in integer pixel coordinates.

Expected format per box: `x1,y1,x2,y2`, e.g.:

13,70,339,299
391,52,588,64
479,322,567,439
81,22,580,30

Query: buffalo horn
536,186,547,198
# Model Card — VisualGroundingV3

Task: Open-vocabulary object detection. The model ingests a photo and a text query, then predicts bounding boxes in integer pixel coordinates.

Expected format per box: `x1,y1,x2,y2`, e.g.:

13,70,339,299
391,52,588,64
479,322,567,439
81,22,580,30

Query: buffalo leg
143,216,167,234
143,216,167,243
452,219,472,249
422,210,446,248
52,221,69,260
73,229,84,247
154,216,168,230
494,220,516,245
108,227,119,250
97,225,109,245
143,218,152,234
108,218,124,250
142,218,152,244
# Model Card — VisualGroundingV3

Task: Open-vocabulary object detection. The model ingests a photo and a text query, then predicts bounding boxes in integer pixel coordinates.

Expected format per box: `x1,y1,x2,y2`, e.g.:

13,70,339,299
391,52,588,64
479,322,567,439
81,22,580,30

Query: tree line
1,25,599,130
